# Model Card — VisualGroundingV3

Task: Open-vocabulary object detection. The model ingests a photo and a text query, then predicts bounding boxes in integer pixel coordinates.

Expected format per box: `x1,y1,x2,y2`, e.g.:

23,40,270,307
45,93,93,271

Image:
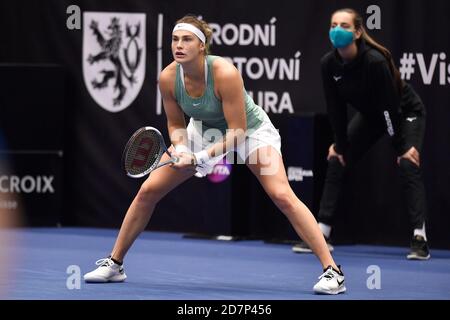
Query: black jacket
321,39,425,156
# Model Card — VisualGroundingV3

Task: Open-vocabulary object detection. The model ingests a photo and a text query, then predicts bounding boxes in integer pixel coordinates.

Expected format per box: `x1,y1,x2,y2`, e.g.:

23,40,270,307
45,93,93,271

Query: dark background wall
0,0,448,248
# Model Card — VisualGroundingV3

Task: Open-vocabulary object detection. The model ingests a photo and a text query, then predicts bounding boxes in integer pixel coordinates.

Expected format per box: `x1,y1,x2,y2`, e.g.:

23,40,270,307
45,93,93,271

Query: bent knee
136,184,164,204
268,189,296,213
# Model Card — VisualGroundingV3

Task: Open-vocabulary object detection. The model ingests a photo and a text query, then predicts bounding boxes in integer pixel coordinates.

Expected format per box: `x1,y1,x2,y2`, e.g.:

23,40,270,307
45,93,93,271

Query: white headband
172,23,206,44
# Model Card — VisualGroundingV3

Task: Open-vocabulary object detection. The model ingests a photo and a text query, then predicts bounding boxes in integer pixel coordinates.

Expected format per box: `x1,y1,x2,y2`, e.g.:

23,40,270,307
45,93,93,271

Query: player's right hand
327,144,346,166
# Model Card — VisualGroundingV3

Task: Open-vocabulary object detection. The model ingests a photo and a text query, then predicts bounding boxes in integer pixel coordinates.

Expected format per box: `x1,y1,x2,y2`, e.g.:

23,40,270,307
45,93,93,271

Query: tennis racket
122,127,178,178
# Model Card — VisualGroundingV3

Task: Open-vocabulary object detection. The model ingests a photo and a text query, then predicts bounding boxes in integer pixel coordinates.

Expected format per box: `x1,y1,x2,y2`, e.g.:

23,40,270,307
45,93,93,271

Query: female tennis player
84,15,346,294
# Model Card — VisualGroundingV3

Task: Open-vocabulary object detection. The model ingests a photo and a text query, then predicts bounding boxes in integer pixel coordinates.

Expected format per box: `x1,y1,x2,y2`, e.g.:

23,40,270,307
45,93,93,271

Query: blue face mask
329,26,354,48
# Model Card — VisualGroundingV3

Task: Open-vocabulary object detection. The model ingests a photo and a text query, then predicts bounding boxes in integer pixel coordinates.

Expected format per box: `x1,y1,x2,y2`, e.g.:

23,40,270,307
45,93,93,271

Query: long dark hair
333,8,403,93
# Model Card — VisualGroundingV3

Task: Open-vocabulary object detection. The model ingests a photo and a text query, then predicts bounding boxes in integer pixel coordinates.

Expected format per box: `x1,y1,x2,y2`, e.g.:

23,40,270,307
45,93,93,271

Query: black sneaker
407,235,430,260
292,236,334,253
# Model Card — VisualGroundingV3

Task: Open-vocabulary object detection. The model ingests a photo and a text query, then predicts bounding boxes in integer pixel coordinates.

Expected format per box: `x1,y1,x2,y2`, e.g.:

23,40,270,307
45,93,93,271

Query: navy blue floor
1,228,449,300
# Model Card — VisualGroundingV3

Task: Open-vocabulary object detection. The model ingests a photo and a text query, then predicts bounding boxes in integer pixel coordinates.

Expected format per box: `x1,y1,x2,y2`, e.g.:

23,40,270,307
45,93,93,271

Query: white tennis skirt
184,113,282,177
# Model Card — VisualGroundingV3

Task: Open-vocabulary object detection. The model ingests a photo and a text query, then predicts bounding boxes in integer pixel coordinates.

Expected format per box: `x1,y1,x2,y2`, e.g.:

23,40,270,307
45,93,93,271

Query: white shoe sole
292,247,313,253
84,273,127,283
292,245,334,253
407,253,430,260
314,285,346,295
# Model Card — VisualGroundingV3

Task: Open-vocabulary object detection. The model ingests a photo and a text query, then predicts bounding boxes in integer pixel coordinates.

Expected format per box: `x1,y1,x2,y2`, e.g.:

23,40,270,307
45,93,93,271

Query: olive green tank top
175,55,265,134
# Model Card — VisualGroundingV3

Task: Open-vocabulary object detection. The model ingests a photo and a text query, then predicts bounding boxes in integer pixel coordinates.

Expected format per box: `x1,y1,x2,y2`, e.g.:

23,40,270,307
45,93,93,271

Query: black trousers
318,112,427,230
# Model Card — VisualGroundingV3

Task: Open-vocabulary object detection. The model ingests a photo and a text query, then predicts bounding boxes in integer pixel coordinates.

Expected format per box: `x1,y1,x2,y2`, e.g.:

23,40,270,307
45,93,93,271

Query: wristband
194,150,209,165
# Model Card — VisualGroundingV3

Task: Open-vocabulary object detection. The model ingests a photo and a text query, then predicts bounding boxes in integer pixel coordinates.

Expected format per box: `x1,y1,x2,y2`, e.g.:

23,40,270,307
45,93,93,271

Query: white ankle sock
413,223,427,241
319,223,332,239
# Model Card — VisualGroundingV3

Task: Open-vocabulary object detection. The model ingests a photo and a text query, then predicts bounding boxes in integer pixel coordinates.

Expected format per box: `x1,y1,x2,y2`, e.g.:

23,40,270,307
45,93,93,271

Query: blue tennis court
1,228,449,300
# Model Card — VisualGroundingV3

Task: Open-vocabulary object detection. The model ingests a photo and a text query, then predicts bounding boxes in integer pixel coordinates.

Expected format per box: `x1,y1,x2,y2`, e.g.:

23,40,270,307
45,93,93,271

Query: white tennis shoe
84,257,127,283
313,265,346,295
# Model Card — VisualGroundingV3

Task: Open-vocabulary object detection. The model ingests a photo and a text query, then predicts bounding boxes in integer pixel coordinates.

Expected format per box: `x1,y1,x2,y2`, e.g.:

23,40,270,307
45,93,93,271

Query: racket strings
125,130,162,176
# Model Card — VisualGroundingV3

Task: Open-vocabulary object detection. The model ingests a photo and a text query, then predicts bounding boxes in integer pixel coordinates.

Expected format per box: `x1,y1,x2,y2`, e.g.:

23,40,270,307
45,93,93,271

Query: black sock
333,265,343,275
110,257,123,266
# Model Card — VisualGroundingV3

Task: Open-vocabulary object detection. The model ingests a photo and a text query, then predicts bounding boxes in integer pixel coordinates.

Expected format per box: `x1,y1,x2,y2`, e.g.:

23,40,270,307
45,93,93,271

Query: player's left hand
397,146,420,167
171,152,197,171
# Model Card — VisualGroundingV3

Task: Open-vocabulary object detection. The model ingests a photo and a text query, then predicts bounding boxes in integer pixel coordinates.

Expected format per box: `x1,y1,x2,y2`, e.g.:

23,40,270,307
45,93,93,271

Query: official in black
293,8,430,260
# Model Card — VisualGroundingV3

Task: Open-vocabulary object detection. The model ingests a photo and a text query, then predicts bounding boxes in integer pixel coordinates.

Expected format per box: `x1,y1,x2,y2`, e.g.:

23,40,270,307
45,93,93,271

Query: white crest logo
83,12,146,112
